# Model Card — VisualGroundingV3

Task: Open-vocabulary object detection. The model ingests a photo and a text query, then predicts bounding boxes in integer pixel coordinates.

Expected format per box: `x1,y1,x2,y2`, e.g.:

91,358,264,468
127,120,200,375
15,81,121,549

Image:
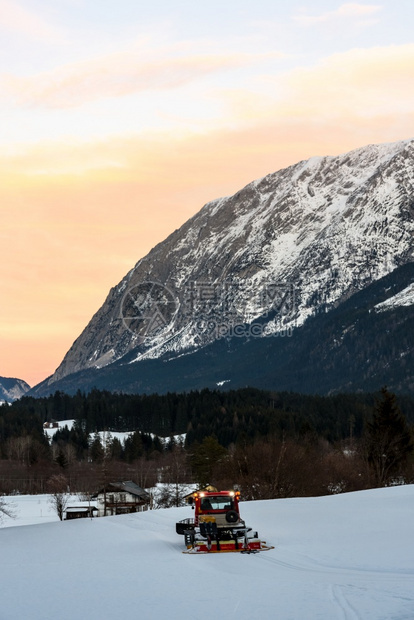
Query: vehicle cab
191,490,242,527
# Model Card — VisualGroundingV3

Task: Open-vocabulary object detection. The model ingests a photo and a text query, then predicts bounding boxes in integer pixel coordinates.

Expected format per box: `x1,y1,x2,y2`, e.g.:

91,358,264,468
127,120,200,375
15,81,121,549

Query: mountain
30,262,414,396
32,139,414,396
0,376,31,402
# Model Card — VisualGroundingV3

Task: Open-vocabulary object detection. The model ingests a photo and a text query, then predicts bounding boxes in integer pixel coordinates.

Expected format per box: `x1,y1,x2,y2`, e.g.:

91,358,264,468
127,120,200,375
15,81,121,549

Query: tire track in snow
330,585,362,620
256,548,414,582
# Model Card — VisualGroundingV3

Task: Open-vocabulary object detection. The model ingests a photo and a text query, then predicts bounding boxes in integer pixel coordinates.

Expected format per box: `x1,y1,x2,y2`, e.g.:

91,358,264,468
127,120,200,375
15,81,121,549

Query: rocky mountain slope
34,138,414,395
30,262,414,396
0,376,30,402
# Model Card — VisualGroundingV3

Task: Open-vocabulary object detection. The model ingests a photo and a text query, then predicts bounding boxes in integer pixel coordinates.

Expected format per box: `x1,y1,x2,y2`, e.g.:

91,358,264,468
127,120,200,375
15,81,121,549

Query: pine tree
90,433,104,463
365,388,413,486
189,436,228,487
54,446,68,469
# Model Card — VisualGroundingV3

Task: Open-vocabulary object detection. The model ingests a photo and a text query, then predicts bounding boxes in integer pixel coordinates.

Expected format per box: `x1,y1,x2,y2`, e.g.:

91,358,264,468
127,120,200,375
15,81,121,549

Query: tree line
3,386,414,444
0,387,413,507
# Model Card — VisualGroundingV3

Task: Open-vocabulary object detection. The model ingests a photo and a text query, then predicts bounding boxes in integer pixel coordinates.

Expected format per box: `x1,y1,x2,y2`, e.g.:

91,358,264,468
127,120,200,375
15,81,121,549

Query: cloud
280,44,414,118
2,43,413,170
0,0,61,41
1,48,280,109
2,44,413,178
294,3,382,26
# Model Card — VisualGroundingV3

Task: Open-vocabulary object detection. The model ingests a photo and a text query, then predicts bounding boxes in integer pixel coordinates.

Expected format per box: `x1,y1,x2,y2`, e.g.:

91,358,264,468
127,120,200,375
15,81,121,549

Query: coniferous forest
1,387,413,504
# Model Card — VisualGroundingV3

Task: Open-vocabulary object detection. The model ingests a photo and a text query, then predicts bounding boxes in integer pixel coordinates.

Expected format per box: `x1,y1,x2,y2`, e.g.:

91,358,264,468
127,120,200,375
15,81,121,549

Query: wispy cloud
209,44,413,154
280,44,414,118
3,44,413,176
1,48,281,109
0,0,61,42
294,3,382,26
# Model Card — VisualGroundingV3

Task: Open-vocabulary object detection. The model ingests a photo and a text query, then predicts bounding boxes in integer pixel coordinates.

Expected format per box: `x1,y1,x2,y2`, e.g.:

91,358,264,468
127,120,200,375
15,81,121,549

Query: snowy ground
1,486,414,619
43,419,134,444
0,493,80,527
43,419,185,447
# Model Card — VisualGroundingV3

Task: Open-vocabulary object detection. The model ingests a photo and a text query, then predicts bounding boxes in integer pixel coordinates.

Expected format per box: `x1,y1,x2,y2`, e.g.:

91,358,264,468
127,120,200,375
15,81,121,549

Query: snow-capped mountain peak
41,138,414,387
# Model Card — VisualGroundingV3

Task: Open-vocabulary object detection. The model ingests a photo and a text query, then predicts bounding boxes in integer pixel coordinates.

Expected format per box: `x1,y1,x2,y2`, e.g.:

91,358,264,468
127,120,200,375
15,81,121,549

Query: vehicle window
201,496,234,511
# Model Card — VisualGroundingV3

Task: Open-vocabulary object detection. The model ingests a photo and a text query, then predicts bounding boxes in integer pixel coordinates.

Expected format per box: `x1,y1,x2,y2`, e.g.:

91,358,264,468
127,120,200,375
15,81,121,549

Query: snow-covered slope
41,139,414,389
0,376,30,402
375,282,414,312
1,486,414,619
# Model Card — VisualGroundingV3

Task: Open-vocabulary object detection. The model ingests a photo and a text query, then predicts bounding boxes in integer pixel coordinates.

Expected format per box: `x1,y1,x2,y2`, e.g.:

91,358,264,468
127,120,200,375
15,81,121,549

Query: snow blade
183,539,274,554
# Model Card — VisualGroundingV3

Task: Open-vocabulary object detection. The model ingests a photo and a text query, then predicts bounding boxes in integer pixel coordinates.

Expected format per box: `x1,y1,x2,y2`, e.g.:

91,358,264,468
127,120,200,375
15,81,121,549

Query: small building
183,485,217,503
43,420,59,429
65,503,98,520
93,481,150,517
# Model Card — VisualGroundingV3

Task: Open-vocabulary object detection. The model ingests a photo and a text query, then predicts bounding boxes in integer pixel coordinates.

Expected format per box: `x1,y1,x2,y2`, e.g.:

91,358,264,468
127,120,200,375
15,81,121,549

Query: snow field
0,485,413,619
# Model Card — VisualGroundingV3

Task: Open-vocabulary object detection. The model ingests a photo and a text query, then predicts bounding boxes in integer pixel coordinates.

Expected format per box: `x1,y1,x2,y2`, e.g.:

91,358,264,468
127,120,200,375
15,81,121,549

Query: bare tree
6,436,33,464
229,437,311,500
0,495,16,523
47,474,70,521
157,445,192,507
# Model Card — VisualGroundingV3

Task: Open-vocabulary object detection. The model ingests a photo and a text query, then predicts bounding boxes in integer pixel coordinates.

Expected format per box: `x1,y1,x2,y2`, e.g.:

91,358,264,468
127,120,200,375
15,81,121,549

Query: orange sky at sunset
1,1,414,386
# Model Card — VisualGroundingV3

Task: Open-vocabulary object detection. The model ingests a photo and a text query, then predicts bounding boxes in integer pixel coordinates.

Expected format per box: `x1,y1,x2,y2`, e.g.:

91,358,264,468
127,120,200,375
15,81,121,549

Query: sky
1,0,414,387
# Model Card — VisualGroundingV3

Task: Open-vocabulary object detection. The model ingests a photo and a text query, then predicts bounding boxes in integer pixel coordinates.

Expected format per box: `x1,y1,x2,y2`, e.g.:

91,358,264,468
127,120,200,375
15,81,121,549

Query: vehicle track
330,584,362,620
256,548,414,582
